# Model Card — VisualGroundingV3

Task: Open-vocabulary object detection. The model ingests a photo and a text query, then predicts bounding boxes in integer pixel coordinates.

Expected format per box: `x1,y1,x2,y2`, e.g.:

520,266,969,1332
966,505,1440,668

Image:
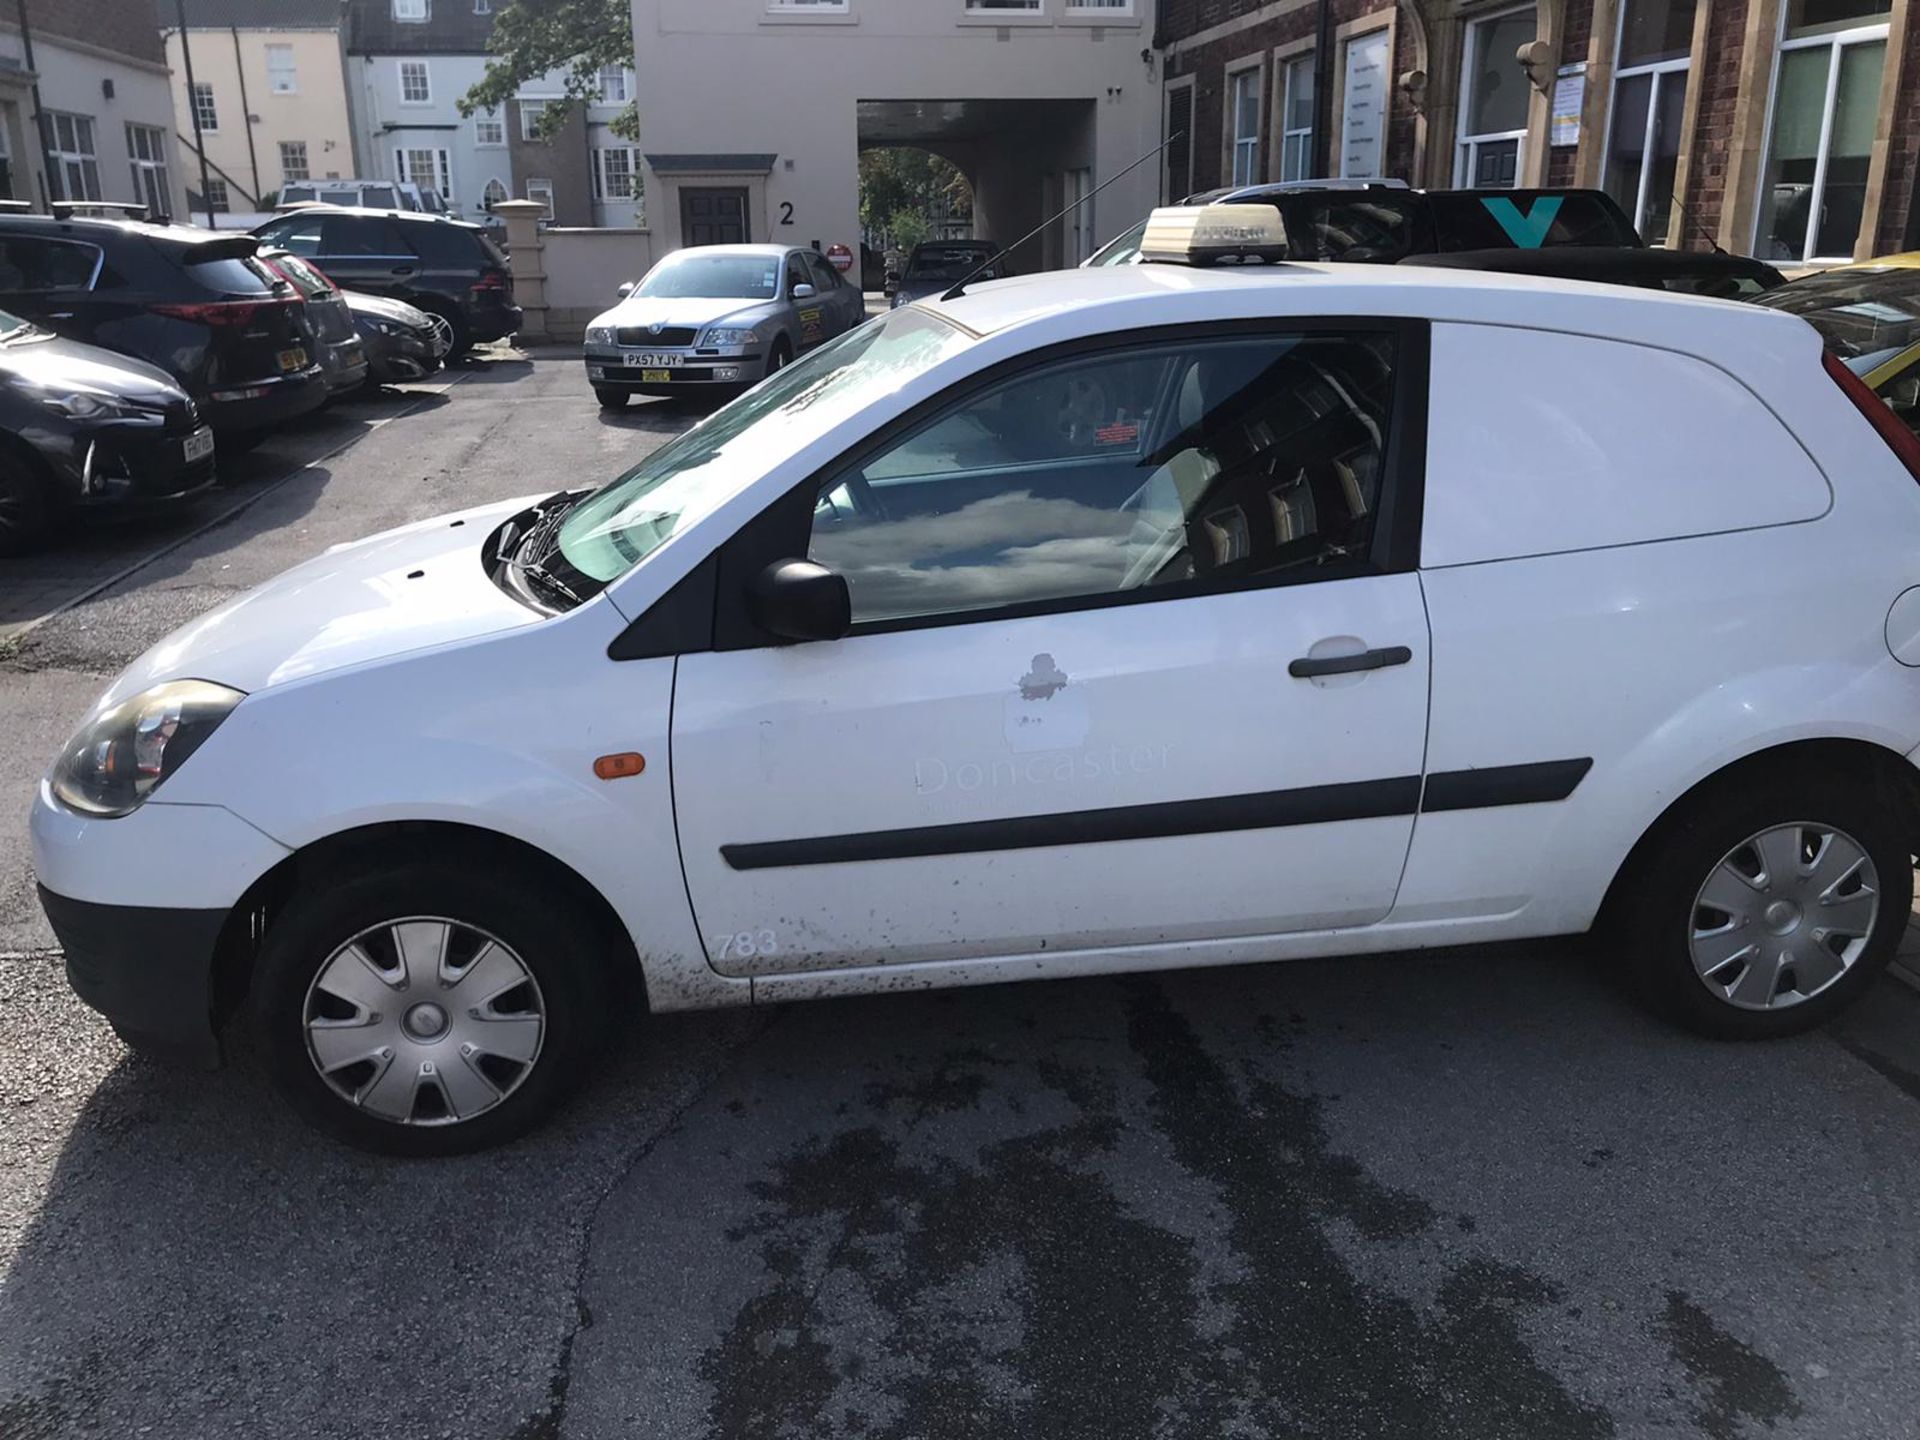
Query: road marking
3,370,475,644
0,948,61,963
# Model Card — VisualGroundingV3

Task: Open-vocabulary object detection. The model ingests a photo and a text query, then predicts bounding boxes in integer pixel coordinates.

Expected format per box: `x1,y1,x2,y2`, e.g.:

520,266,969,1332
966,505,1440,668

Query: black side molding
1420,758,1594,813
719,758,1594,871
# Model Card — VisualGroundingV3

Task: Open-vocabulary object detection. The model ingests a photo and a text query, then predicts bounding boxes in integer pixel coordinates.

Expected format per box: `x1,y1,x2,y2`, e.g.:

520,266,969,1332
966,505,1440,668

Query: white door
671,324,1432,978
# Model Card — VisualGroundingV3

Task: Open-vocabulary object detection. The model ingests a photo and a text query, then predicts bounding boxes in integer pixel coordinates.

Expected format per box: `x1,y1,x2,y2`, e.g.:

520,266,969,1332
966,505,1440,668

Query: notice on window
1340,30,1389,179
1552,65,1586,147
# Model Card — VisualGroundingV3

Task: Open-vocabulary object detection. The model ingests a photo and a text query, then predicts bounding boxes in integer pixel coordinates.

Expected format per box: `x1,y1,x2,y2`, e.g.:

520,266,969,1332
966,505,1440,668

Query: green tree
457,0,638,141
859,148,971,242
887,208,932,254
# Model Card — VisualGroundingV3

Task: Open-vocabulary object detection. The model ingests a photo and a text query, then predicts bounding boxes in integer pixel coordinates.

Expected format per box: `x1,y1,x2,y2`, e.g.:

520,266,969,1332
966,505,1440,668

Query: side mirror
791,281,816,300
749,559,851,643
616,280,635,299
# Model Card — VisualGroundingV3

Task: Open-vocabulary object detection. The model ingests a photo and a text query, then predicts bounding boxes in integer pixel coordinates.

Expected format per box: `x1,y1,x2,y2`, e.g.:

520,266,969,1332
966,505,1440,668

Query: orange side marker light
593,752,646,780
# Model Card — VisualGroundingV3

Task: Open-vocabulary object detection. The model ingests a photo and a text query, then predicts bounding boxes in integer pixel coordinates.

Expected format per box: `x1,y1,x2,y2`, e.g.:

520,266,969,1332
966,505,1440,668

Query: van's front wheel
255,861,608,1154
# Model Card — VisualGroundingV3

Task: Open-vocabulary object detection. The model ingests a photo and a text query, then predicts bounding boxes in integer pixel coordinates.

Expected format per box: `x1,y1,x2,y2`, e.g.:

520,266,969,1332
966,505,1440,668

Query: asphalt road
4,350,1920,1439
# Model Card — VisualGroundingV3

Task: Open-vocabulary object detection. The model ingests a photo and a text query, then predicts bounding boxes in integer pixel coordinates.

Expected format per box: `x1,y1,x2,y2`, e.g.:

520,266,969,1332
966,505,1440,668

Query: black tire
1616,771,1912,1040
594,385,628,411
0,450,51,556
420,302,471,360
254,858,613,1155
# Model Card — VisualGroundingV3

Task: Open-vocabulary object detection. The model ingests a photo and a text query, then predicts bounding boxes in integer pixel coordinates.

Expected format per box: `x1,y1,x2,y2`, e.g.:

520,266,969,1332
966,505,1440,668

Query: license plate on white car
623,352,677,369
182,427,215,464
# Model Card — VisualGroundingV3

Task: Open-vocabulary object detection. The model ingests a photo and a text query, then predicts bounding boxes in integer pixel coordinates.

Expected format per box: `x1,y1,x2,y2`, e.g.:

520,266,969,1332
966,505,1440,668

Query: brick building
1155,0,1920,263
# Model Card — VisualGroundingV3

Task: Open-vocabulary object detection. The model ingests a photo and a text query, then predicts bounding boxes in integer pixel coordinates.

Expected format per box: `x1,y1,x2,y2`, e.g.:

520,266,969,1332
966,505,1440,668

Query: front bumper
585,346,766,391
39,885,227,1068
39,417,219,514
364,331,443,383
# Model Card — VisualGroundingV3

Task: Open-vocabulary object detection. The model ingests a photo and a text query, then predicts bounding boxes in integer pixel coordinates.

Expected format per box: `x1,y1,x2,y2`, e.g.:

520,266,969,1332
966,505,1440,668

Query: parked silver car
583,244,866,408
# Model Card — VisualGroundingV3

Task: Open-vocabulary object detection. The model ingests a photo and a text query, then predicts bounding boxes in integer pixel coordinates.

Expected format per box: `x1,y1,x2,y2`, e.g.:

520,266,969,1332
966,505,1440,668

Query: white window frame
526,177,554,220
1278,51,1315,181
597,66,632,104
963,0,1044,15
191,81,219,133
46,112,102,202
393,0,429,21
204,176,230,213
1065,0,1133,13
481,176,508,209
474,108,505,147
266,43,297,95
398,61,432,106
279,139,310,182
395,145,452,202
1454,4,1536,188
768,0,849,8
1753,12,1891,264
126,122,171,216
1226,61,1265,187
593,145,638,201
519,99,550,141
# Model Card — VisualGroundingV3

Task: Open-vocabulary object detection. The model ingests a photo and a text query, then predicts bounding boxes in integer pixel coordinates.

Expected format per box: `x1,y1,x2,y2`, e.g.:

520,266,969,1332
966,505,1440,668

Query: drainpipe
175,0,218,225
1310,0,1336,178
14,0,58,209
231,25,262,204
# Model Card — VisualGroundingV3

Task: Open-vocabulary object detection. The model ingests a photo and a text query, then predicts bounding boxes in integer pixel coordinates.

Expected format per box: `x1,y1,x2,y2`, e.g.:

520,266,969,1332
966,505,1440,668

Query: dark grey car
259,249,367,397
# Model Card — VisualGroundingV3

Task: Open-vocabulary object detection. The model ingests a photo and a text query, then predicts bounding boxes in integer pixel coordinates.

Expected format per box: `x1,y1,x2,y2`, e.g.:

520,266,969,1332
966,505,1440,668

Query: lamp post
174,0,219,226
13,0,60,210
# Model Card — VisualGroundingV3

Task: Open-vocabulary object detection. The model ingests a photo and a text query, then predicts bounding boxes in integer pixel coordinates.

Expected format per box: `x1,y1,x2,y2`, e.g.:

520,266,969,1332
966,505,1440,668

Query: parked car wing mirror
792,282,817,300
749,559,851,643
616,281,635,299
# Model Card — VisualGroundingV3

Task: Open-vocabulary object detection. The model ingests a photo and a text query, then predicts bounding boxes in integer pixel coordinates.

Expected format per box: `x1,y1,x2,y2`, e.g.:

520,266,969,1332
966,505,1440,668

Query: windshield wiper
512,557,587,609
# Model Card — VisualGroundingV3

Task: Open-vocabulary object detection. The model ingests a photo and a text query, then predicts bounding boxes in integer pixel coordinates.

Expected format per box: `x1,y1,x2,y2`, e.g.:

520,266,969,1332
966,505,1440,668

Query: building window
1066,0,1131,11
191,81,219,133
964,1,1041,10
598,66,631,104
1163,78,1193,201
127,122,171,217
482,176,508,208
526,178,554,219
204,176,230,213
1603,0,1695,244
474,108,505,146
474,0,490,11
396,146,452,201
594,145,637,200
768,0,848,8
279,140,310,182
393,0,429,20
1228,66,1262,186
399,61,431,105
45,112,102,202
266,43,297,94
519,99,550,140
1279,55,1315,181
1754,0,1891,263
1456,6,1537,187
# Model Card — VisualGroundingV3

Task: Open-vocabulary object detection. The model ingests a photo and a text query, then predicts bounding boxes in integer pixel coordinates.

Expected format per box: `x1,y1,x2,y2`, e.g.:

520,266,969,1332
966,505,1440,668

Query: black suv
252,206,520,357
1087,181,1647,267
0,215,327,440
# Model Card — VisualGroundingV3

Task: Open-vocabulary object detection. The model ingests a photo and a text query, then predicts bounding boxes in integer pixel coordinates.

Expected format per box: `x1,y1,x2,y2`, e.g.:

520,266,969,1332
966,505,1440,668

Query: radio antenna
941,131,1185,302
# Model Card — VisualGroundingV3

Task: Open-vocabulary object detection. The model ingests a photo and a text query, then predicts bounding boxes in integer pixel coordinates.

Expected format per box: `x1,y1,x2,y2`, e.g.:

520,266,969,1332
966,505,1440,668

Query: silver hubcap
1688,823,1881,1011
303,917,545,1126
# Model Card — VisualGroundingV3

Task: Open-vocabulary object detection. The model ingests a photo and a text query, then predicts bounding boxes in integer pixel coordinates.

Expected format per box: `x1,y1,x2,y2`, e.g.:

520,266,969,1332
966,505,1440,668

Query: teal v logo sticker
1482,195,1564,248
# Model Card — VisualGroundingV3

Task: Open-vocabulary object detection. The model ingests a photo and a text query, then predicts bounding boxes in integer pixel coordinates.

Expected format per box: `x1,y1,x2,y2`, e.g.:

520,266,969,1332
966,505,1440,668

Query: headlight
586,325,616,345
50,680,245,817
701,327,759,347
35,389,136,422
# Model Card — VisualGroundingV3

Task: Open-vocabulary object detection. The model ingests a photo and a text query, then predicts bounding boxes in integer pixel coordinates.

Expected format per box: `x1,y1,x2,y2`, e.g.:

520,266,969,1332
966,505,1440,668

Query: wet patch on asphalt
1660,1291,1800,1440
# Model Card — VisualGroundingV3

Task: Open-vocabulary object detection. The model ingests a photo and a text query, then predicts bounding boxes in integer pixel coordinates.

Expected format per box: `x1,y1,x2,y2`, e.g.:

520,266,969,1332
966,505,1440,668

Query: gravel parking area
4,350,1920,1439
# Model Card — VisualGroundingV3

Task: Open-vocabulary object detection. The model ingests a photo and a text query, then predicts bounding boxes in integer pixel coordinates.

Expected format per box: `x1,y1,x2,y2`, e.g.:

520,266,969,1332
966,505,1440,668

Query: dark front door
681,188,749,246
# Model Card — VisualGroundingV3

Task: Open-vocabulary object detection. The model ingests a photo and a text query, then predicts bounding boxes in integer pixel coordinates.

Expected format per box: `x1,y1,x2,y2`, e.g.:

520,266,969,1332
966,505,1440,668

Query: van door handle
390,266,415,276
1288,645,1413,679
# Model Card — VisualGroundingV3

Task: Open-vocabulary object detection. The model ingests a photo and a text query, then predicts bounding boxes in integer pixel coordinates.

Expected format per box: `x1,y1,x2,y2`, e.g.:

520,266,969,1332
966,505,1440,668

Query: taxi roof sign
1139,203,1290,267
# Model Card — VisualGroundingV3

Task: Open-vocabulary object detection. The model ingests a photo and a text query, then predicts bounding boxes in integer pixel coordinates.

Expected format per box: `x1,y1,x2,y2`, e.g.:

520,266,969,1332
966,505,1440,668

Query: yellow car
1757,254,1920,434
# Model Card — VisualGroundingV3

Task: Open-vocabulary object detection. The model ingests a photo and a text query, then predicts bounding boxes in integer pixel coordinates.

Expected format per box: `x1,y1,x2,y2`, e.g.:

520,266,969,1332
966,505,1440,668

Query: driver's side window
808,329,1400,626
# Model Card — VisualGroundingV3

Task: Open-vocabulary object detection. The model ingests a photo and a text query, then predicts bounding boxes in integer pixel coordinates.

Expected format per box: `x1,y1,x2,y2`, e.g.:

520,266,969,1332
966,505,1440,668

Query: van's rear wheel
1619,774,1910,1039
256,860,609,1154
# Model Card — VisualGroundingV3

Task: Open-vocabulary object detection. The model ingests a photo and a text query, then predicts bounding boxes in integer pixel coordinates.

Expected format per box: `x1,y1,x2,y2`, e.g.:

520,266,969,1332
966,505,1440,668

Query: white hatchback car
33,208,1920,1154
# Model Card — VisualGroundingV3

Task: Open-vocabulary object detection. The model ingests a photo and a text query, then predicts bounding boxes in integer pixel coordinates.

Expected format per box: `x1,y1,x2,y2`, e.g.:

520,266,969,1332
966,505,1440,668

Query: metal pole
174,0,218,226
1310,0,1336,179
14,0,59,210
231,25,261,205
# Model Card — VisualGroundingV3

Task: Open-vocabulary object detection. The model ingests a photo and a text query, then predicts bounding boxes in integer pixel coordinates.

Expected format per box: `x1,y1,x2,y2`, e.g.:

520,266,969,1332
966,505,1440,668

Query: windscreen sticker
1096,421,1141,446
1482,195,1564,248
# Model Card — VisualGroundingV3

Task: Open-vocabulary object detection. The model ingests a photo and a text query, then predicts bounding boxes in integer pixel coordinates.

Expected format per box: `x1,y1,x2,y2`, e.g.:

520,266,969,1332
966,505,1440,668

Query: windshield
638,254,783,301
1756,270,1920,360
906,245,997,280
1085,221,1148,267
553,309,972,586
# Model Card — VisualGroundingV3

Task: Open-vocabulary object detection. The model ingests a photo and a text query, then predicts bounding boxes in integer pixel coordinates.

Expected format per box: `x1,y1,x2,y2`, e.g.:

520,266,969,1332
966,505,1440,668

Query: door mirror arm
747,559,851,643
